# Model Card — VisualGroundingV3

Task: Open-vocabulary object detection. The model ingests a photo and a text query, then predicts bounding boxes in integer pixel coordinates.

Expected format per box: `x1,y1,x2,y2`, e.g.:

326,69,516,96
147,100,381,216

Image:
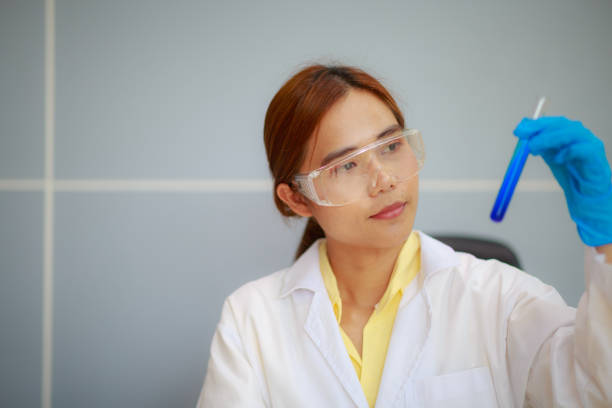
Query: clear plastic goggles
293,128,425,206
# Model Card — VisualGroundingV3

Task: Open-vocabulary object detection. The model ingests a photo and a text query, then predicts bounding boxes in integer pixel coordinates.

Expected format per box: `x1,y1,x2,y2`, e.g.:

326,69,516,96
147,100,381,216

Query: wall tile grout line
42,1,55,407
0,178,561,193
0,179,45,191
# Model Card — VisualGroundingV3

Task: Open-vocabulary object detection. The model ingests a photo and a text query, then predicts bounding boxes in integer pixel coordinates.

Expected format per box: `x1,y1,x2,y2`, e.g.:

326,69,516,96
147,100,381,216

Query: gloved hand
513,116,612,246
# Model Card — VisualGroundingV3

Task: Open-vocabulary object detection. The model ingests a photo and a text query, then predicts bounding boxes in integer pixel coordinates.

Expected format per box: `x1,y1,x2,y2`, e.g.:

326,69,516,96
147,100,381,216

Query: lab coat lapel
304,291,369,408
375,274,430,406
281,240,368,408
375,232,459,407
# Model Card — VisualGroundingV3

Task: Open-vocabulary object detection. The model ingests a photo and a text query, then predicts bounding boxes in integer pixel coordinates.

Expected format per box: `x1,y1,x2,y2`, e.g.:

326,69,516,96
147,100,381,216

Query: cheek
406,177,419,205
311,206,365,240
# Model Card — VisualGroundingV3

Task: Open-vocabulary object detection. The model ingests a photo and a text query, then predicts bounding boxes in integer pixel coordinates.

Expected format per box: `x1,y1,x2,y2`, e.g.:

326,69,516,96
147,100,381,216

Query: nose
367,159,395,197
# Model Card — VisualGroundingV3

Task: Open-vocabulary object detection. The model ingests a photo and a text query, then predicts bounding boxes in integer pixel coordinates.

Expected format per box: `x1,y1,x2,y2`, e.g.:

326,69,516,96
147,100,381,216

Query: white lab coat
197,232,612,407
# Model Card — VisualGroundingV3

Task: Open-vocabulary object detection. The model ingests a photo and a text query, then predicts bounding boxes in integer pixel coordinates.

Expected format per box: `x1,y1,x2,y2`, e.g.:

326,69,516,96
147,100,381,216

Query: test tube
490,97,547,222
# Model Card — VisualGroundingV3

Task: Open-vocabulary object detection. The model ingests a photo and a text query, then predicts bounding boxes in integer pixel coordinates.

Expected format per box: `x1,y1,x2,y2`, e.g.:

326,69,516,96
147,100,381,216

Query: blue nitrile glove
513,116,612,246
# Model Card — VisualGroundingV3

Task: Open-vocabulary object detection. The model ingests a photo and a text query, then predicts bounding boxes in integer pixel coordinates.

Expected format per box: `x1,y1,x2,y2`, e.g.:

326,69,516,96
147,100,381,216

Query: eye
342,162,357,171
330,161,356,177
383,141,402,153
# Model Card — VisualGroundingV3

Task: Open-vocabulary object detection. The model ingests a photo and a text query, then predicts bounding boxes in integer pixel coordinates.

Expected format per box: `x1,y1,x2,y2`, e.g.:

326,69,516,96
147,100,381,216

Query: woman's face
299,89,419,249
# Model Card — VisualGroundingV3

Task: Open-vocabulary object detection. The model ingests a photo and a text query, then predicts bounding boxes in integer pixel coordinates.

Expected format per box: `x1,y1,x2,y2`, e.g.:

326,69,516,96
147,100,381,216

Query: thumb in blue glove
513,116,612,246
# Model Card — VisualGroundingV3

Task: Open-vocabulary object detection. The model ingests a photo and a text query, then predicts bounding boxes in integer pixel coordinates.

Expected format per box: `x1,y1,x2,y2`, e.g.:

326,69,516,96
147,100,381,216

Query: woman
198,65,612,407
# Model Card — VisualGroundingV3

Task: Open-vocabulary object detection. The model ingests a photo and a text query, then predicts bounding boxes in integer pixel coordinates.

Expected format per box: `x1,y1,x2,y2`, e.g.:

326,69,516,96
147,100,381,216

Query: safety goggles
293,128,425,206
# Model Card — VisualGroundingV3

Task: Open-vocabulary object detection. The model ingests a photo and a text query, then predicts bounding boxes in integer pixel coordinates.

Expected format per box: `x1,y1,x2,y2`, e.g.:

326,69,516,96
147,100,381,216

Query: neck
325,237,404,308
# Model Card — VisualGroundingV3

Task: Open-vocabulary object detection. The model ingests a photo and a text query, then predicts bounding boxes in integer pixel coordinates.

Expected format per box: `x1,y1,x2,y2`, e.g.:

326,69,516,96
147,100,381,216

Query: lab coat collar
279,231,458,299
279,238,326,298
278,231,460,407
279,239,368,407
417,230,458,280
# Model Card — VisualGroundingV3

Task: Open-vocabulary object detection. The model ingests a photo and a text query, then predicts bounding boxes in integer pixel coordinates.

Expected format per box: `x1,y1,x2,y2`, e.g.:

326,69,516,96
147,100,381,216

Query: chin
362,214,416,249
377,225,414,247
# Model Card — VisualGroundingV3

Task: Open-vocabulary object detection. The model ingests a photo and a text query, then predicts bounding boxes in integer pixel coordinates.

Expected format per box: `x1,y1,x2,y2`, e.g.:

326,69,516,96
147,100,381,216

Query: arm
196,300,266,408
511,117,612,406
521,247,612,407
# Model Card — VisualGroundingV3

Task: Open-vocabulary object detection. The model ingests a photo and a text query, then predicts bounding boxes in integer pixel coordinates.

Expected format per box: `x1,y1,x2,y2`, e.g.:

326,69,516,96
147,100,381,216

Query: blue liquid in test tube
490,97,547,222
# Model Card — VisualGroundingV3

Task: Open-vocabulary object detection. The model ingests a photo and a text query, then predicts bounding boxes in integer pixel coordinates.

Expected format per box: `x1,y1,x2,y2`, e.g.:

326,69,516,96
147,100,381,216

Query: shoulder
419,232,566,309
220,241,322,325
450,251,544,296
463,253,563,308
224,268,288,313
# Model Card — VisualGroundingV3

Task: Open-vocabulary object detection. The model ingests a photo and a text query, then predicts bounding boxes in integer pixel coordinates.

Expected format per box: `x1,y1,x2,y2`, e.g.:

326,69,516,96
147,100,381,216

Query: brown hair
263,64,405,259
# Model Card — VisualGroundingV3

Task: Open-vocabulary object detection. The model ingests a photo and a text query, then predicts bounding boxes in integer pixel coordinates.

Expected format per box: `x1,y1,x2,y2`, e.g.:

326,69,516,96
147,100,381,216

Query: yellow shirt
319,232,421,408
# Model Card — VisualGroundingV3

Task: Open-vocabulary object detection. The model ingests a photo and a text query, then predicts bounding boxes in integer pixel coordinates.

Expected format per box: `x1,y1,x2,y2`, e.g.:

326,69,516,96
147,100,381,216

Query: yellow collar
319,232,421,322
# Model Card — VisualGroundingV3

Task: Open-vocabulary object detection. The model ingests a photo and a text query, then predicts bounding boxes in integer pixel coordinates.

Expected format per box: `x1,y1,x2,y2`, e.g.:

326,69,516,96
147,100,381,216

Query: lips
370,201,407,220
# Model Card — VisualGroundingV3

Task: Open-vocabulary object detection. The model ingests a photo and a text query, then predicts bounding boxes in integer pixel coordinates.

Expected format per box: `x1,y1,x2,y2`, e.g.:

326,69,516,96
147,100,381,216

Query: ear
276,183,313,217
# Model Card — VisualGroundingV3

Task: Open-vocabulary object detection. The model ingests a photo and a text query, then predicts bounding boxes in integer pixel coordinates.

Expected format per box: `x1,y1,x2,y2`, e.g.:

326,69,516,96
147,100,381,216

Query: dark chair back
432,235,522,269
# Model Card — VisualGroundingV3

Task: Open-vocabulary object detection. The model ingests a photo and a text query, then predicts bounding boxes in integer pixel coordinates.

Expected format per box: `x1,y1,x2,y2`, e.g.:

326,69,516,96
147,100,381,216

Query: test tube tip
533,97,547,119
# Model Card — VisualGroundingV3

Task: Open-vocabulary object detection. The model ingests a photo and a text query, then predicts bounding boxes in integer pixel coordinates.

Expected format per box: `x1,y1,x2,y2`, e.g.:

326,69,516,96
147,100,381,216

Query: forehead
303,89,398,171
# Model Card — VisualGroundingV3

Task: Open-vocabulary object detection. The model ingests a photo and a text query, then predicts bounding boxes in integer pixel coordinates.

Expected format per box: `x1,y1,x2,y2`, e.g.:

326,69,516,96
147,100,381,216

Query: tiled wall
1,0,611,407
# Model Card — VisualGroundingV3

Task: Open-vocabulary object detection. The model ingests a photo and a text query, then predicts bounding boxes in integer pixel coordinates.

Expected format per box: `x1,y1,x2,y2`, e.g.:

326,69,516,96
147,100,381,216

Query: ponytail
295,218,325,260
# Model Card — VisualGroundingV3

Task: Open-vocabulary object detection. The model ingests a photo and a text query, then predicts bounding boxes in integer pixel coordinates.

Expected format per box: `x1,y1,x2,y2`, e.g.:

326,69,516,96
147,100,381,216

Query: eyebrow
319,124,402,167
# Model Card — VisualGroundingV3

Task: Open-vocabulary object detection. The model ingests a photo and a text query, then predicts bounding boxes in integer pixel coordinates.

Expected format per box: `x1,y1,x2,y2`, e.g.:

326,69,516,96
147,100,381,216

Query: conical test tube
490,97,547,222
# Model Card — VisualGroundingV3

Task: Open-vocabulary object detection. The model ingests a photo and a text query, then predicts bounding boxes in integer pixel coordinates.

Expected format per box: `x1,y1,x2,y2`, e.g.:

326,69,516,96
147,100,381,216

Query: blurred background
1,0,611,407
